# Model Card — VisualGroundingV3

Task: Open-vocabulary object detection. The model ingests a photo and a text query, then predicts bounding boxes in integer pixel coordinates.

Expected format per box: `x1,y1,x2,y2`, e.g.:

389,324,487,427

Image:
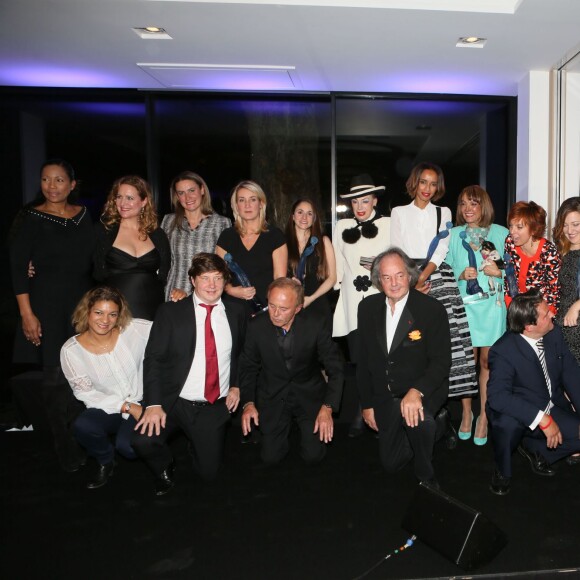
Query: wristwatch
124,402,132,414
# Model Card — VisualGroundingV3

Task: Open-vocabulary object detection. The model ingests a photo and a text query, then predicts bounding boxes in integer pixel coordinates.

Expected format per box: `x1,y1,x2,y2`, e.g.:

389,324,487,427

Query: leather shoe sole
517,445,555,476
566,454,580,466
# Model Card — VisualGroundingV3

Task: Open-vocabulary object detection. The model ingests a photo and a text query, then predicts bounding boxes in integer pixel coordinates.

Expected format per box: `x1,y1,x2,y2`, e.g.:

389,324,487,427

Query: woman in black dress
10,159,95,471
94,176,171,320
216,180,287,314
285,198,336,322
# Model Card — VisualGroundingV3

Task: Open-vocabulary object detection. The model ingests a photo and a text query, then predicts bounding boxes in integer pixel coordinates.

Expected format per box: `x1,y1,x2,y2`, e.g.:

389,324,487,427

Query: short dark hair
267,277,304,306
507,289,544,333
371,247,420,289
405,162,445,202
188,252,230,283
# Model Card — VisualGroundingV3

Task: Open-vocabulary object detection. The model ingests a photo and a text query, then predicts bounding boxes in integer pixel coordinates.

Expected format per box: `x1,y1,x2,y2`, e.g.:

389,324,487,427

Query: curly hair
507,201,546,241
168,171,214,233
100,175,158,240
230,180,268,235
285,198,328,281
455,185,495,228
405,162,446,202
72,286,132,334
553,196,580,255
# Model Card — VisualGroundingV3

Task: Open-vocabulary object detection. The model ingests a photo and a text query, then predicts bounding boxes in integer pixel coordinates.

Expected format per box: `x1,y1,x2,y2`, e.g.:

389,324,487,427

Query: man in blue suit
487,289,580,495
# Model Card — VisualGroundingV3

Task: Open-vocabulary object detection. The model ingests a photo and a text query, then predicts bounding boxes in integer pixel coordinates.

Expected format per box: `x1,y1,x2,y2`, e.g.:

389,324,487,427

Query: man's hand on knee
241,403,259,435
135,406,166,437
362,407,378,431
400,388,424,428
314,405,334,443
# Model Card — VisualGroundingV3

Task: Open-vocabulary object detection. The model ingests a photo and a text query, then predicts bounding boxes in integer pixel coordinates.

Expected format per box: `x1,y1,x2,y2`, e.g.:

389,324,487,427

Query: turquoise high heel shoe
474,416,488,446
458,411,474,441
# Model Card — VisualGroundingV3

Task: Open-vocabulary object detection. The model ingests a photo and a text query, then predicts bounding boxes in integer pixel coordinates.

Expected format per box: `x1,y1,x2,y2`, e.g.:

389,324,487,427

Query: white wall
516,71,551,209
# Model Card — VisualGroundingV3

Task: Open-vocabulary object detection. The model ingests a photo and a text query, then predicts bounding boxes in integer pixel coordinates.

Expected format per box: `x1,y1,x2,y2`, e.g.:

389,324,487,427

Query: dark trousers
487,403,580,478
41,366,85,467
374,398,438,481
132,398,231,481
73,408,137,465
260,400,326,465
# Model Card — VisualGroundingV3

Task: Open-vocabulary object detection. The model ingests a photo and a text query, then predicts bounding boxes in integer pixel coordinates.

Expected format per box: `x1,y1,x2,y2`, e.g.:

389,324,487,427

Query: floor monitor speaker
402,482,507,570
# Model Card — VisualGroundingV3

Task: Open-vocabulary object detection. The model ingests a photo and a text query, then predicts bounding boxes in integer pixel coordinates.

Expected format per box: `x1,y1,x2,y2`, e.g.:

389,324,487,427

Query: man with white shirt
356,248,453,488
487,289,580,495
133,253,246,496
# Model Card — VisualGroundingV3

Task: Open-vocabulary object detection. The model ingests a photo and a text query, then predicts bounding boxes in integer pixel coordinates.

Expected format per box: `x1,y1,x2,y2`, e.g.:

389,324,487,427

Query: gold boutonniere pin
408,330,422,341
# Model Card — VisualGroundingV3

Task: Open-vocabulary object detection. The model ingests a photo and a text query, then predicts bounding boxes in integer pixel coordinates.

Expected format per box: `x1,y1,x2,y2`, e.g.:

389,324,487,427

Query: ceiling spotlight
336,204,349,214
132,27,172,40
456,36,487,48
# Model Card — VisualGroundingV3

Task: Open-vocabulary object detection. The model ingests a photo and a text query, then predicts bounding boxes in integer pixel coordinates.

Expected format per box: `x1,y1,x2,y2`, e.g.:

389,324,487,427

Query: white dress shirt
179,293,233,401
386,292,410,351
521,334,554,429
390,202,451,267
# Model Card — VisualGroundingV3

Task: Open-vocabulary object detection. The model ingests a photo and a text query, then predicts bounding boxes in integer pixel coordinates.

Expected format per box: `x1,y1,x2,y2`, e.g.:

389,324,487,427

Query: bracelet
539,415,553,430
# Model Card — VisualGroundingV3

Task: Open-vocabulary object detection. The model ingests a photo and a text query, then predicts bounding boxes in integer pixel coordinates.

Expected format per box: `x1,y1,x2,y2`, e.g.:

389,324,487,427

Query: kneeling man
487,289,580,495
357,248,452,488
240,278,343,465
133,253,246,495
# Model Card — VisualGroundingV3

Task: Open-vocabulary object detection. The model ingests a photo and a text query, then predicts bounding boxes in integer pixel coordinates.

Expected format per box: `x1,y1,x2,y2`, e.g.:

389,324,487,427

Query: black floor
2,394,580,580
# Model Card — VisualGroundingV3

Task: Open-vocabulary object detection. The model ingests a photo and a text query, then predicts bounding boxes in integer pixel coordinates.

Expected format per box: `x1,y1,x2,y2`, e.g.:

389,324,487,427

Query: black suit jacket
488,325,580,426
142,296,247,411
356,289,451,413
239,309,344,421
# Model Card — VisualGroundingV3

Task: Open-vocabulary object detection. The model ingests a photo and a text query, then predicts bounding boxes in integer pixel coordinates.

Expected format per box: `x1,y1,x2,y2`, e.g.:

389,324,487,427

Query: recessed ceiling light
132,27,172,40
456,36,487,48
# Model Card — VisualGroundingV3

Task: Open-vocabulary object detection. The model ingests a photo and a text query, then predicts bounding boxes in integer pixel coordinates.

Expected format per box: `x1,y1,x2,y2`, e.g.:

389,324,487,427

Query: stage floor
2,403,580,580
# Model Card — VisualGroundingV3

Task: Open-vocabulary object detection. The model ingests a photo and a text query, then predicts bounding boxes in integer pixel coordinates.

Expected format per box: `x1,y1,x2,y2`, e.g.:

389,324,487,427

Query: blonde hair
100,175,158,240
72,286,132,334
230,180,268,235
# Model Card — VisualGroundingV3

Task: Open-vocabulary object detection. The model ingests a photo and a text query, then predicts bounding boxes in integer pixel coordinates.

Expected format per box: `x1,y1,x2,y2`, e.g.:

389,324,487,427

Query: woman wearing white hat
333,174,391,434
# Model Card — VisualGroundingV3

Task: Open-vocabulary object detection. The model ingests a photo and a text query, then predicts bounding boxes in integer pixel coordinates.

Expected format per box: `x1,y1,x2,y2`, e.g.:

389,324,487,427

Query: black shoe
566,454,580,466
517,445,555,476
489,469,510,495
420,478,440,491
87,461,115,489
155,463,175,496
435,407,458,450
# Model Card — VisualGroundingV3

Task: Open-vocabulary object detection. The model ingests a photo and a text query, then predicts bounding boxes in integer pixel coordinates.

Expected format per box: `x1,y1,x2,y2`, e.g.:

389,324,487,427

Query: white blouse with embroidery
60,319,152,415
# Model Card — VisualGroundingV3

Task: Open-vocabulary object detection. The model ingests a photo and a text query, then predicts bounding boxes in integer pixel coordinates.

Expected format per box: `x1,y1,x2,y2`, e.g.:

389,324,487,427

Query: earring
140,207,145,219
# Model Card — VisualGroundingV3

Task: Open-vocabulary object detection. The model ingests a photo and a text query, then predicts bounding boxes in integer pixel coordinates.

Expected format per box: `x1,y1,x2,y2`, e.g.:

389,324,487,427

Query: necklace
85,328,117,352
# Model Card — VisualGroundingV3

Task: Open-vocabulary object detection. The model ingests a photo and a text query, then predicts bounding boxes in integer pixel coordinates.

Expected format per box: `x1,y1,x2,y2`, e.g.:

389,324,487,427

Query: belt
180,397,226,407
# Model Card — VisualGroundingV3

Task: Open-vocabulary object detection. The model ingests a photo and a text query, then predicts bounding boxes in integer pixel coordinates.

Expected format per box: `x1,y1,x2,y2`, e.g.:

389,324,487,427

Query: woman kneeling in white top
60,286,152,489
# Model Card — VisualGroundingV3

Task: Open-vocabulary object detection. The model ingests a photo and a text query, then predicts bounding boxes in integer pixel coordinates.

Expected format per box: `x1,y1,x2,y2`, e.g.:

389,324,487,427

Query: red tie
200,303,220,404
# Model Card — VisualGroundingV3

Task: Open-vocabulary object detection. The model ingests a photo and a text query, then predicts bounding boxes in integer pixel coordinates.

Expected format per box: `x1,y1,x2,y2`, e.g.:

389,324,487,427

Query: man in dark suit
357,248,453,488
240,278,343,465
487,289,580,495
133,253,246,495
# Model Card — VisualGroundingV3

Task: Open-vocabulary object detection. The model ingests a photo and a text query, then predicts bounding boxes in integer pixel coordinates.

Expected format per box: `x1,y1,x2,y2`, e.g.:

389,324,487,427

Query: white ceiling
1,0,579,95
